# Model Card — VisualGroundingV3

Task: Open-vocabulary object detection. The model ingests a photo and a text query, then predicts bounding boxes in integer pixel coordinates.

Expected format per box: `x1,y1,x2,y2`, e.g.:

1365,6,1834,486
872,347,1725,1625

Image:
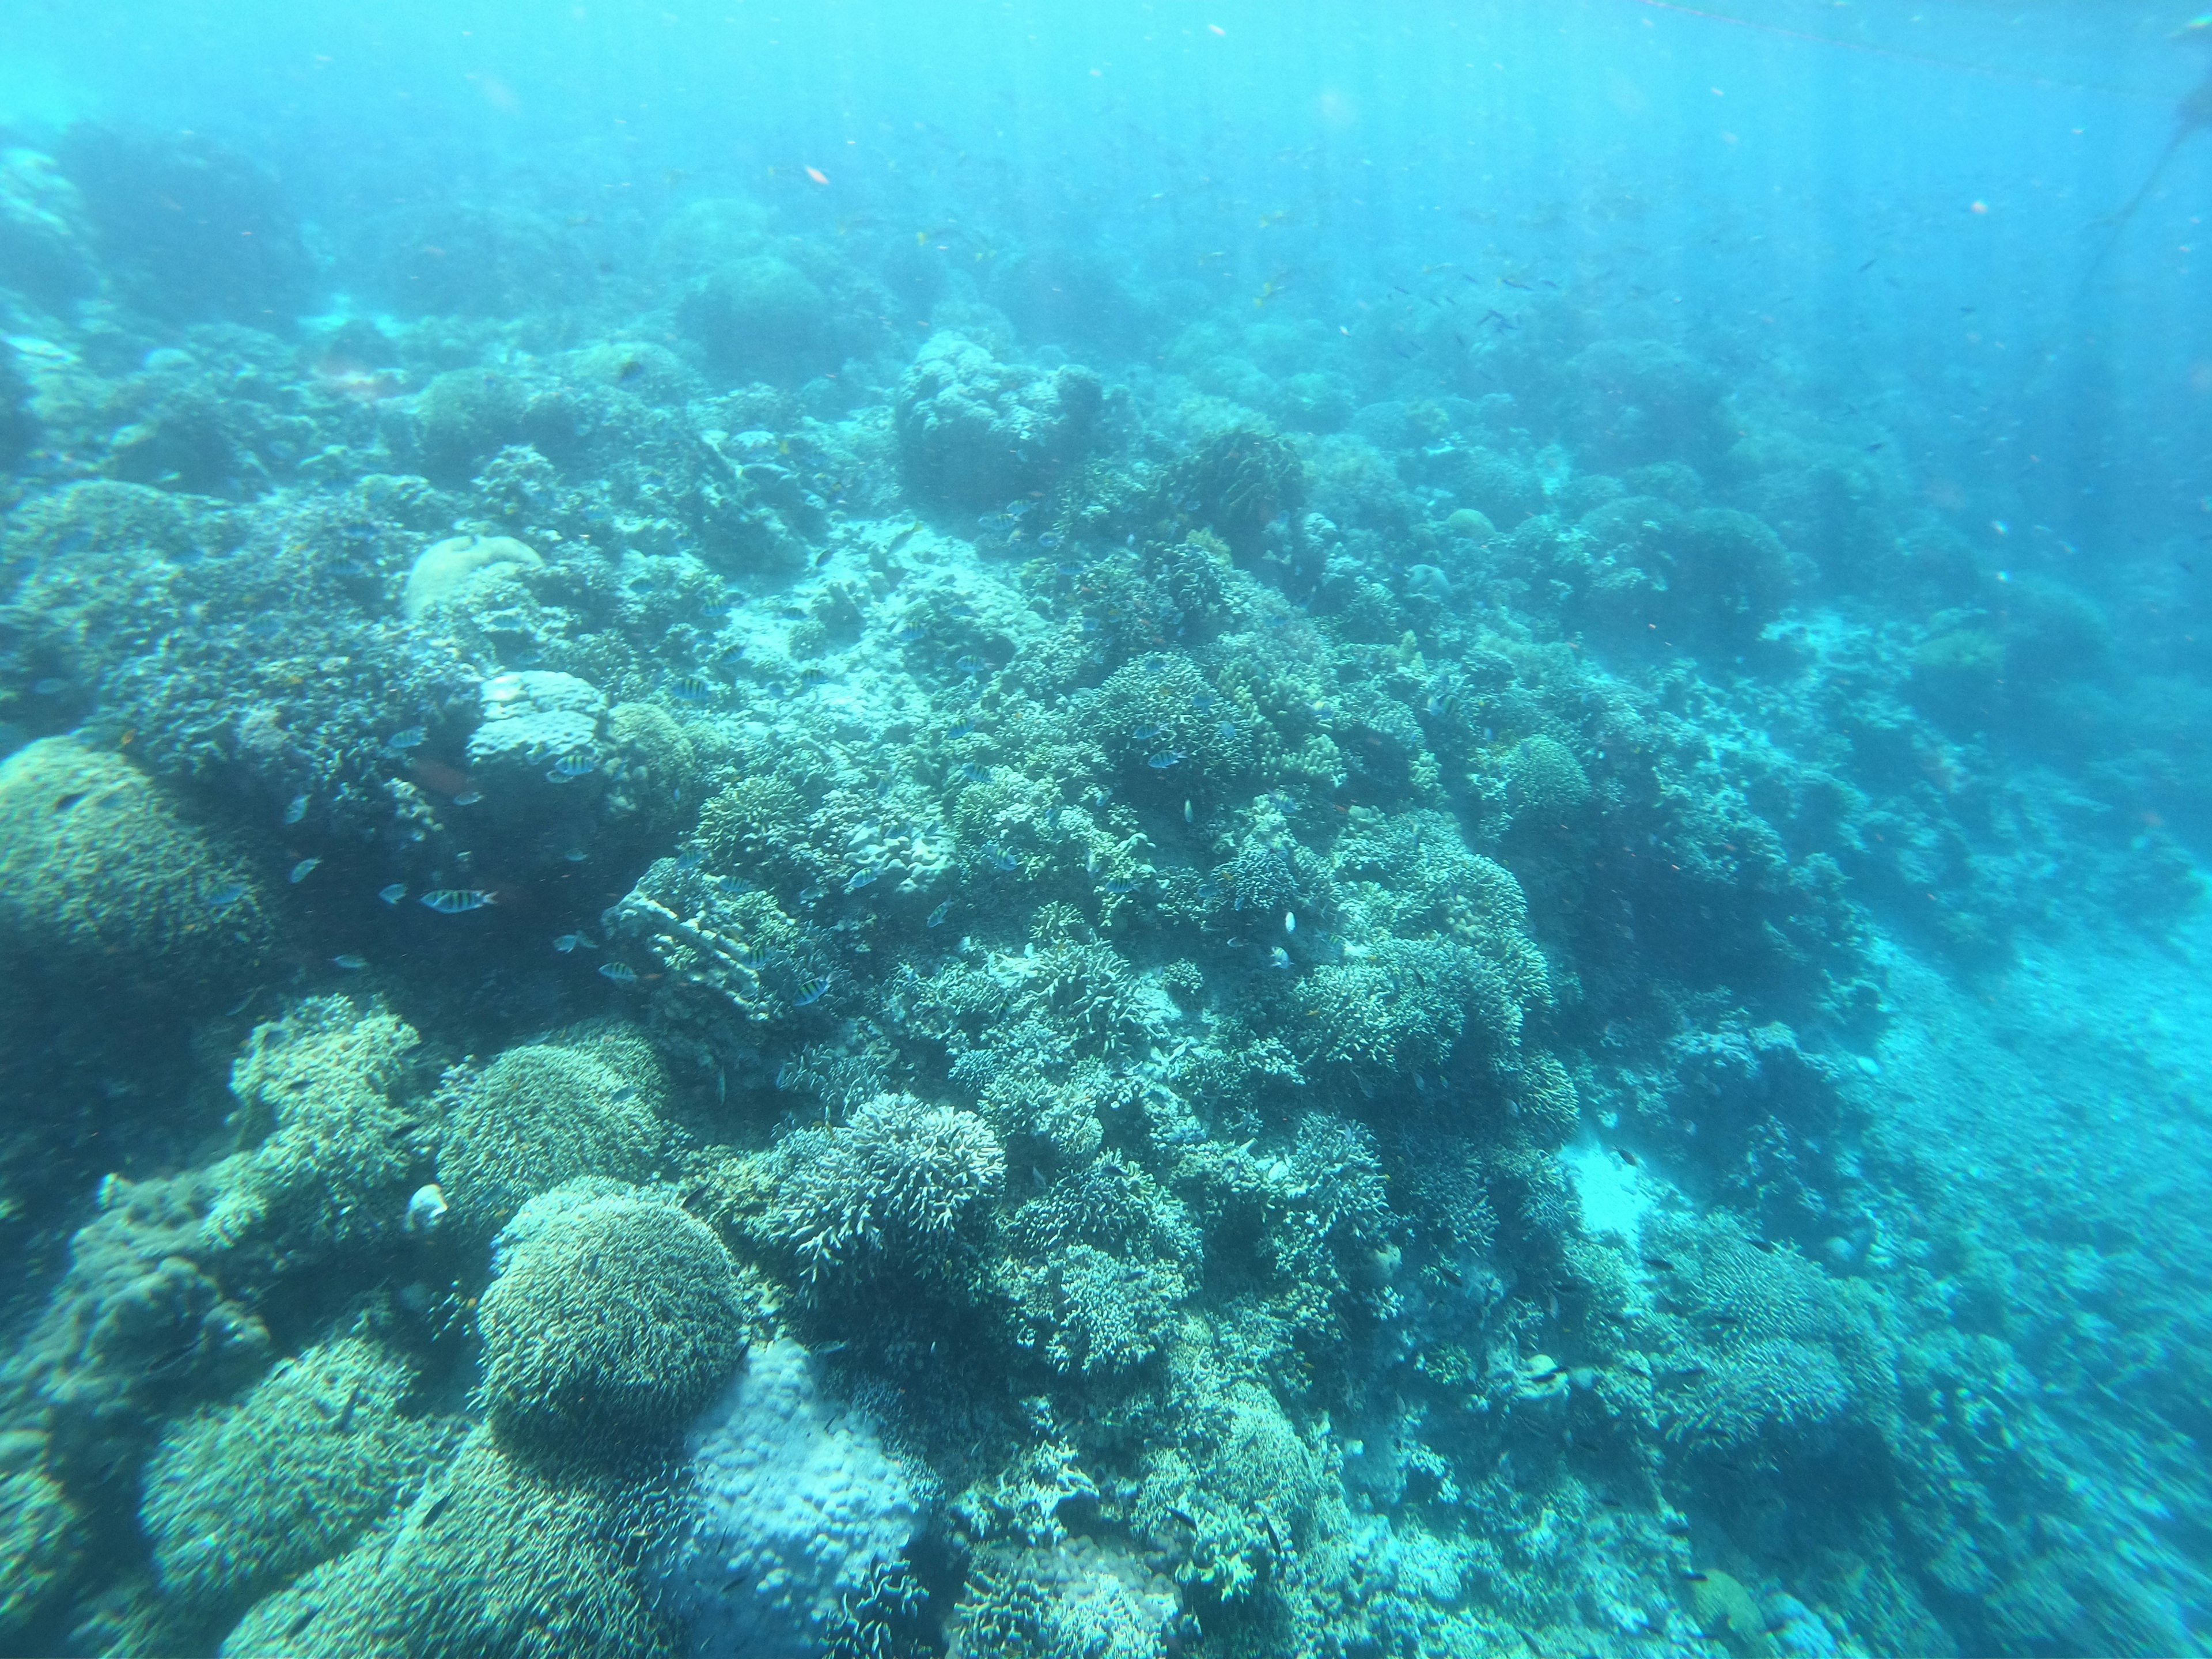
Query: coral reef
478,1183,747,1463
219,1426,676,1658
141,1334,456,1614
0,50,2202,1659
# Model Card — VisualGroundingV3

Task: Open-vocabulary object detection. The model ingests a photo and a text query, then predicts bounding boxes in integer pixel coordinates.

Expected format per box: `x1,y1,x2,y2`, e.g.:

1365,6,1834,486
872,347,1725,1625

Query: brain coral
0,736,271,997
142,1335,456,1612
400,532,543,620
478,1183,747,1463
656,1336,924,1659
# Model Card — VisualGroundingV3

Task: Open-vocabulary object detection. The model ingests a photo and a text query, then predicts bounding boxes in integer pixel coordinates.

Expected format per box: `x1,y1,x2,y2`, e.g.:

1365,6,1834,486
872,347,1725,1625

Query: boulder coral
656,1337,925,1659
677,254,836,386
218,1425,677,1658
895,332,1102,513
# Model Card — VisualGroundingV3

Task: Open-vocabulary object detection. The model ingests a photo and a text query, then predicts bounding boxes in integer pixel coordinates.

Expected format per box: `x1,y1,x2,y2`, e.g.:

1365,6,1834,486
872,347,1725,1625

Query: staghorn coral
997,1158,1202,1374
1646,1212,1895,1460
765,1093,1005,1284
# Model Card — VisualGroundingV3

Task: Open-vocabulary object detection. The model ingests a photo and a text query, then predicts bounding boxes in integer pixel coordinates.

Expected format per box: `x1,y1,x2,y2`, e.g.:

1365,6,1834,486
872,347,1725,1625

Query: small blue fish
949,719,977,737
955,655,988,675
207,882,248,910
896,625,928,644
563,848,589,862
986,846,1020,872
451,790,483,806
673,849,701,872
1215,722,1237,743
1103,878,1138,896
599,961,639,984
547,753,597,781
1055,562,1085,577
420,889,495,914
554,933,596,953
283,794,309,824
793,976,832,1006
1147,752,1185,769
331,953,369,971
1271,946,1292,969
957,762,989,783
1426,692,1460,719
31,677,66,696
1192,691,1218,711
1133,724,1167,742
927,900,952,927
798,885,825,903
669,676,714,703
1197,880,1224,902
385,726,427,751
377,882,407,905
289,857,322,884
607,1085,638,1104
844,869,878,892
798,666,828,687
1037,531,1063,551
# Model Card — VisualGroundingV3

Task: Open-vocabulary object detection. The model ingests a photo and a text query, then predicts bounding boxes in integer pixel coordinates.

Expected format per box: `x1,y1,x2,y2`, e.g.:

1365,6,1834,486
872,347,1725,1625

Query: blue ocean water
0,1,2207,1654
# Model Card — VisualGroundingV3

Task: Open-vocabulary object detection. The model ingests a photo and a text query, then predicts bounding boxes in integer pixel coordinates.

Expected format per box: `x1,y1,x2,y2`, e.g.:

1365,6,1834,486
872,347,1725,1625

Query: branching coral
766,1094,1005,1283
433,1021,672,1241
142,1335,456,1612
478,1182,747,1464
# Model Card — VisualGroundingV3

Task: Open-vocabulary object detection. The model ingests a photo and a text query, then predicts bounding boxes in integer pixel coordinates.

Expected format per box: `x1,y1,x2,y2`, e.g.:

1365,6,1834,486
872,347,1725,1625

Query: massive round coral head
479,1184,747,1463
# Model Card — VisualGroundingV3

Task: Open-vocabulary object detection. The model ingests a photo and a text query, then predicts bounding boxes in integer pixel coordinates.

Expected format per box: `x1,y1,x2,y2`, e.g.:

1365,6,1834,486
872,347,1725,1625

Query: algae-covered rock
894,331,1102,512
205,997,432,1254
